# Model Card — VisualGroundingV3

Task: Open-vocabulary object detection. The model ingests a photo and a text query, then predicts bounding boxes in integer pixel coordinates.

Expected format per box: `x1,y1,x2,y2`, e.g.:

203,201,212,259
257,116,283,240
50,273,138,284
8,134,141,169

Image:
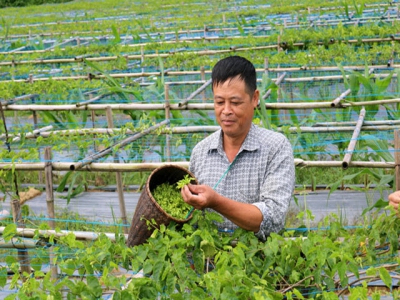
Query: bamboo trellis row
2,97,400,111
2,3,399,53
3,4,396,40
2,124,400,142
1,65,398,86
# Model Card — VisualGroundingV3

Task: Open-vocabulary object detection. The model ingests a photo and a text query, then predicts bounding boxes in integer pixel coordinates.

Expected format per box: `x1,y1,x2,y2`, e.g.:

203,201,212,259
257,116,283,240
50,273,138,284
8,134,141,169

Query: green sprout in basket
152,175,195,219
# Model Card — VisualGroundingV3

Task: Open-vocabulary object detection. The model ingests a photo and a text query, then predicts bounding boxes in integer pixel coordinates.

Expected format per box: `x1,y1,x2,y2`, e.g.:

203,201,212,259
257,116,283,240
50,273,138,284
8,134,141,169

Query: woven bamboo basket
126,164,197,247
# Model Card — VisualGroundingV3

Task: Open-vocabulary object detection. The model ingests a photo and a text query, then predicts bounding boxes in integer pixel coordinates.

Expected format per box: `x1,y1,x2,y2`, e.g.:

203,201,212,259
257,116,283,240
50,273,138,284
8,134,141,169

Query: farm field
0,0,399,298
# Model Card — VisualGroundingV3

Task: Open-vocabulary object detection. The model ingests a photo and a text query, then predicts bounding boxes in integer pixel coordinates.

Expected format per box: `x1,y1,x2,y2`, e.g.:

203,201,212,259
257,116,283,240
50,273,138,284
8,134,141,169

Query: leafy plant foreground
1,209,399,299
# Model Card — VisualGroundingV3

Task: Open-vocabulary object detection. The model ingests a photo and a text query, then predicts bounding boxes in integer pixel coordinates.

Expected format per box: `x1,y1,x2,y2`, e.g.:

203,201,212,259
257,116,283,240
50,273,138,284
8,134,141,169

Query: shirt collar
208,124,260,153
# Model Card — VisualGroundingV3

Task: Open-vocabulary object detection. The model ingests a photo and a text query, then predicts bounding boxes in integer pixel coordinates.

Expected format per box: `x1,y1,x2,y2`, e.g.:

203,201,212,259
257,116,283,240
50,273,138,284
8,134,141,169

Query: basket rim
145,164,197,222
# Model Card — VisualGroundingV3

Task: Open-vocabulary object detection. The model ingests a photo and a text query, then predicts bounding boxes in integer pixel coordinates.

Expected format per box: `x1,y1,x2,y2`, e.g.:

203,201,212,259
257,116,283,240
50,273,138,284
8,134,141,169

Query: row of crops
0,0,399,299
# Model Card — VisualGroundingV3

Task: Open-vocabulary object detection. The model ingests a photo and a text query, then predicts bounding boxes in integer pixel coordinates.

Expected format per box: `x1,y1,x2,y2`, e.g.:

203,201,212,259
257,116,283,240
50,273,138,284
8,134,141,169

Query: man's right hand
181,184,217,210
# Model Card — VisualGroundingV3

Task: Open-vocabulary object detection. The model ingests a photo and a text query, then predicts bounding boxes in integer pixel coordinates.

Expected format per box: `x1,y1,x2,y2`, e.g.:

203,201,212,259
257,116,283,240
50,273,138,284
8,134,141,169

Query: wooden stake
44,147,58,280
200,66,206,102
31,95,43,184
164,85,171,162
11,199,31,279
264,57,269,77
44,147,55,229
105,107,128,233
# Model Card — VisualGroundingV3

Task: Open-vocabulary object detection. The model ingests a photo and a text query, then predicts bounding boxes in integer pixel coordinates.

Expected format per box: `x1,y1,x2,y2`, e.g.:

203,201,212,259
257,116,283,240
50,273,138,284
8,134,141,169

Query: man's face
213,76,259,141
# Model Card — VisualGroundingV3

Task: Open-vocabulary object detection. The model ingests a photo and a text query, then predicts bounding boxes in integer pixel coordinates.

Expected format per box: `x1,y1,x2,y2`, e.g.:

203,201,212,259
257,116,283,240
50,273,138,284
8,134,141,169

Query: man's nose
222,102,232,115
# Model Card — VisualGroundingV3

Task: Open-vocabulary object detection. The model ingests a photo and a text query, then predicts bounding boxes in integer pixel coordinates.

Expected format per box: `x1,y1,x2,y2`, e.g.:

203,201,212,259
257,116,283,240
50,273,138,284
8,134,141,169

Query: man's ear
253,89,260,108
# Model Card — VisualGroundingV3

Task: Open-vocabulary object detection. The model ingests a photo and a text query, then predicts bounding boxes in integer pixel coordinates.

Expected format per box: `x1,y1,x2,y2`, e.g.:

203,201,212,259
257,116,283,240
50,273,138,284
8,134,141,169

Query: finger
187,184,201,194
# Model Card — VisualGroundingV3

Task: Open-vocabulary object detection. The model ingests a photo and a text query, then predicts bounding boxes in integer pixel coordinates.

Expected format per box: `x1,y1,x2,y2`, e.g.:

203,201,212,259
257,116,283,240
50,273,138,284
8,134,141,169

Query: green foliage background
0,0,71,8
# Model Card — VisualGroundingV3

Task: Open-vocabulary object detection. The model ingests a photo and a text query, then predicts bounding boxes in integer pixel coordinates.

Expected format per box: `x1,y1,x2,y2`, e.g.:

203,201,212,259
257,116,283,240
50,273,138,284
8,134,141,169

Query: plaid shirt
189,123,295,241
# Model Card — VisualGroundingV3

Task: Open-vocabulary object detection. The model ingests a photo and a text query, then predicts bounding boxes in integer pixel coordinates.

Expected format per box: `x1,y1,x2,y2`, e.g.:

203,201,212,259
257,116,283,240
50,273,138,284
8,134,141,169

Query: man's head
211,55,257,97
211,56,259,143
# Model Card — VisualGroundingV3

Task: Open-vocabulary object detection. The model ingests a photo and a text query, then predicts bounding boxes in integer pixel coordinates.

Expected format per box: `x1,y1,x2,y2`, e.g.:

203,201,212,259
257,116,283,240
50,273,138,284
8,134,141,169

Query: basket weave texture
126,164,197,247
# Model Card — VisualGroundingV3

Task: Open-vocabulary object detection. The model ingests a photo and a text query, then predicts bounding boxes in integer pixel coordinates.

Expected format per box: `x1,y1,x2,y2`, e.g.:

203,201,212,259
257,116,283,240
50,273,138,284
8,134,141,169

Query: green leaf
293,289,305,299
200,240,216,258
56,171,72,192
379,267,392,289
87,275,102,297
0,268,6,288
3,223,16,242
192,248,204,272
30,257,43,272
143,260,153,275
5,255,17,266
111,25,121,44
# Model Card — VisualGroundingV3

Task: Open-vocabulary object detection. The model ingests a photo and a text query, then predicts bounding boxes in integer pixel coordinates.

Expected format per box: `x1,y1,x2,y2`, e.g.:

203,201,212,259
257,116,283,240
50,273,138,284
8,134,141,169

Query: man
389,191,400,212
181,56,295,241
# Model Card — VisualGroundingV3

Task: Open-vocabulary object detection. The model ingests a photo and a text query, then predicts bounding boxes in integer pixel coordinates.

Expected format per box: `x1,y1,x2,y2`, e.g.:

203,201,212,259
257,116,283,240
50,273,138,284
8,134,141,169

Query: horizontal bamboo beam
0,237,42,249
0,226,128,242
0,160,395,172
1,68,395,86
2,31,398,58
11,125,53,142
4,124,399,141
3,97,400,111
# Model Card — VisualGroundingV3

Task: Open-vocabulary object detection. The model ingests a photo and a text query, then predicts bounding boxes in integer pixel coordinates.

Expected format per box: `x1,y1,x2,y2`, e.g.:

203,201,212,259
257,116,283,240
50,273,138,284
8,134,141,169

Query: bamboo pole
178,78,212,107
44,147,58,280
4,97,400,112
0,94,38,106
0,160,396,172
11,199,31,278
331,89,351,107
1,70,396,85
3,124,400,140
331,68,374,107
69,119,170,171
262,72,286,100
10,125,53,142
342,107,366,169
1,44,398,72
314,120,400,126
76,93,109,107
0,238,42,249
3,34,398,57
105,107,128,233
0,125,52,140
0,226,128,242
395,130,400,190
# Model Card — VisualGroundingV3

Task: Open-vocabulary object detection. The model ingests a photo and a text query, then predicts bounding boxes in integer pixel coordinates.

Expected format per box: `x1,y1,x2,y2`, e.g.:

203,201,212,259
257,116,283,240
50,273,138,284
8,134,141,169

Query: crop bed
0,0,399,298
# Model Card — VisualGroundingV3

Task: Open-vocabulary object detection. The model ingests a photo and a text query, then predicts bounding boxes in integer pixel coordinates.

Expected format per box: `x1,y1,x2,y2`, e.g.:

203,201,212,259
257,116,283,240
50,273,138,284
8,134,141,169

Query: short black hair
211,56,257,95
